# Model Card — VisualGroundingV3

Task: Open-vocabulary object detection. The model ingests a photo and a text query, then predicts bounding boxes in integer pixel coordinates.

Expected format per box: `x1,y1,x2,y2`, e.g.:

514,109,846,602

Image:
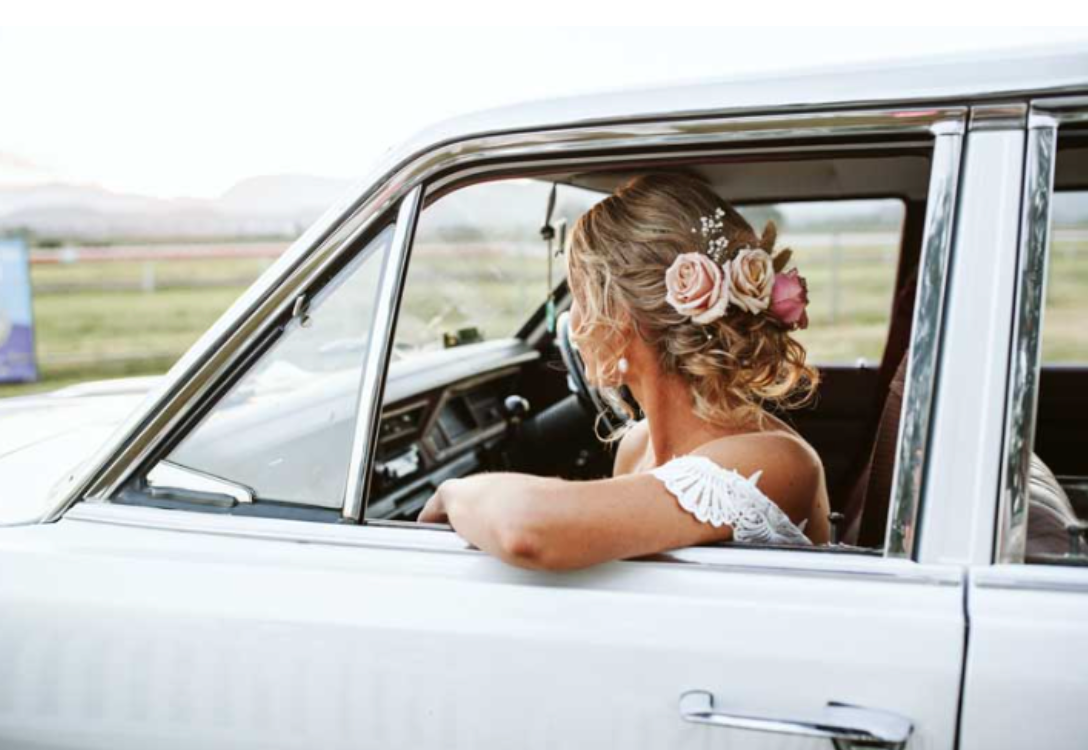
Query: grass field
2,235,1085,400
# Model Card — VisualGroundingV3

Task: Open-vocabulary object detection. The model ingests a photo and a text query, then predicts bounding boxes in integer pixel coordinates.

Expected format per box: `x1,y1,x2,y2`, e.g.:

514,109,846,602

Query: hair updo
566,171,819,435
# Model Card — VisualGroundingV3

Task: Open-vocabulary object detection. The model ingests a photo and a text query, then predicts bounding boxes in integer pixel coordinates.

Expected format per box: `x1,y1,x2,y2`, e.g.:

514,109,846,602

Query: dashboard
364,341,538,522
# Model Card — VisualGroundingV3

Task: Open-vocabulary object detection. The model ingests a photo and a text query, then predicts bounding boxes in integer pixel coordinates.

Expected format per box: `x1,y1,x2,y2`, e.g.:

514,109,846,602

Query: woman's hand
418,480,454,524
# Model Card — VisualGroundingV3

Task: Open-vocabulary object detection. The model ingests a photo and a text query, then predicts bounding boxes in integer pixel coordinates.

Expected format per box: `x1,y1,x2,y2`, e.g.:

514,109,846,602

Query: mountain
0,175,357,242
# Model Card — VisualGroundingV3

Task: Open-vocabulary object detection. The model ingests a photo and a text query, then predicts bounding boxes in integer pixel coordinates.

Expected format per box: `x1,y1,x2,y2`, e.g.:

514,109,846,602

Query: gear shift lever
490,395,530,471
503,395,531,439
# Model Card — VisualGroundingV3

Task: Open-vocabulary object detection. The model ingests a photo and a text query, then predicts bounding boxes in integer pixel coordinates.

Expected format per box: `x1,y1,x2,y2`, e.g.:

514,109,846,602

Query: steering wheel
556,310,632,436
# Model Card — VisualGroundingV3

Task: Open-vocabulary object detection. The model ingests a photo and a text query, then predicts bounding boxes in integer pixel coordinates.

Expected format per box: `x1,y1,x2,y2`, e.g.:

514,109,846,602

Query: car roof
403,42,1088,153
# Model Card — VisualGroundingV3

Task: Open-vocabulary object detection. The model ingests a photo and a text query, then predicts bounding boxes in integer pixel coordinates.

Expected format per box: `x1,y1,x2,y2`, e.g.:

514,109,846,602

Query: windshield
392,179,606,359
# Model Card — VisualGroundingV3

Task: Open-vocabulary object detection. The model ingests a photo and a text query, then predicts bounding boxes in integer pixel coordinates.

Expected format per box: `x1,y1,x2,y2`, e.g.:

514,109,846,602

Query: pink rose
769,268,810,329
664,252,729,324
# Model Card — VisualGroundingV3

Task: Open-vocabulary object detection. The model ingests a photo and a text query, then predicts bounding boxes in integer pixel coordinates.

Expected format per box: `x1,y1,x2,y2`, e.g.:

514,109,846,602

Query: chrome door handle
679,690,913,750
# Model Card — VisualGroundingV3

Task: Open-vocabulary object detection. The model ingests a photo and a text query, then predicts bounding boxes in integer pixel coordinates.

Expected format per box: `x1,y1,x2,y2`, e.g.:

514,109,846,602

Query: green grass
2,236,1085,401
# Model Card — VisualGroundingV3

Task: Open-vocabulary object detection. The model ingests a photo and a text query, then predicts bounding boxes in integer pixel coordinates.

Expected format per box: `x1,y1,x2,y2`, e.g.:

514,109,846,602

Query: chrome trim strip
1033,94,1088,123
885,130,964,559
343,187,422,522
974,571,1088,594
62,503,962,587
975,579,1088,594
996,112,1058,565
969,103,1028,131
419,108,964,173
52,104,965,522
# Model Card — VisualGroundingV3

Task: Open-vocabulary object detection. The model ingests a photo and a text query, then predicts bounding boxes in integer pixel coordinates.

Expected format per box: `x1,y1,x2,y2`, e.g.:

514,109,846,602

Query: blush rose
664,252,730,324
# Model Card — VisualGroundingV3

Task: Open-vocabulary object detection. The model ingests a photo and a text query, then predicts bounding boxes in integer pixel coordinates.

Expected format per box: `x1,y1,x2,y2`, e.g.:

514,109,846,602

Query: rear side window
1018,130,1088,564
1043,191,1088,364
740,199,905,366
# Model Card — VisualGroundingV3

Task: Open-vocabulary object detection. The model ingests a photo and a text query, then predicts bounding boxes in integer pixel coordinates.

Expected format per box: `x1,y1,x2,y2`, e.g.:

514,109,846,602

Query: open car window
365,145,948,560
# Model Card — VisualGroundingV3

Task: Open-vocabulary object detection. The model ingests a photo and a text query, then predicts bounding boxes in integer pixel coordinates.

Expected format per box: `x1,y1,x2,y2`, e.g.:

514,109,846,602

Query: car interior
126,136,1088,561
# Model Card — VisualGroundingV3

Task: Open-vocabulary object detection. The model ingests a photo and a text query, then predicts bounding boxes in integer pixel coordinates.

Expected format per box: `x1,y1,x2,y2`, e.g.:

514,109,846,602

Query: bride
418,172,831,568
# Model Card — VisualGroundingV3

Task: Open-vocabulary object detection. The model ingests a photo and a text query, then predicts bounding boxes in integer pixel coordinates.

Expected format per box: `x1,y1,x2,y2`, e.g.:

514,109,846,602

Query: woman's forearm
444,473,571,570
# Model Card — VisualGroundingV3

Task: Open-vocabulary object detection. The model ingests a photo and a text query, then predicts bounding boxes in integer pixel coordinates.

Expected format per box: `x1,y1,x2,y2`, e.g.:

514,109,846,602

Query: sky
3,26,1088,200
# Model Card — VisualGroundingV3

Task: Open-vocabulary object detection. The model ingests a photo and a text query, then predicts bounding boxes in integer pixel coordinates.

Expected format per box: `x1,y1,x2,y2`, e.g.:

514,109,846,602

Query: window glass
157,223,394,509
1023,137,1088,563
740,199,906,365
1042,191,1088,364
392,179,605,358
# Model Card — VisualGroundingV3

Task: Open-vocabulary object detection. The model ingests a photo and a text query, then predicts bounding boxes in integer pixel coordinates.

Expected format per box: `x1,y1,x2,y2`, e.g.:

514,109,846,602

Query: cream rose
723,248,774,314
664,252,729,324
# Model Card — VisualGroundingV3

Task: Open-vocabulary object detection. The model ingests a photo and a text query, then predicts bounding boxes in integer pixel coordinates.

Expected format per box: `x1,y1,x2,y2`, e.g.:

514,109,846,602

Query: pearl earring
618,357,629,374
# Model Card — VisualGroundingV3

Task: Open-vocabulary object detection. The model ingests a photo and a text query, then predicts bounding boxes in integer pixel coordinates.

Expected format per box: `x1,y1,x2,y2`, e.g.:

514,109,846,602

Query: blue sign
0,237,38,383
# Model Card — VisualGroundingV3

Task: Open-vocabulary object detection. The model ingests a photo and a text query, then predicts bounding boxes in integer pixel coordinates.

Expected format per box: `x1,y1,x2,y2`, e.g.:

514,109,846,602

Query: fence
12,228,1086,394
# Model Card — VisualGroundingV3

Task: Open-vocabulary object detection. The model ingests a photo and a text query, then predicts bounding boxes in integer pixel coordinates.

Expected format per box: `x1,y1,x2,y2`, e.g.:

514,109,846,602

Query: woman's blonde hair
567,171,819,437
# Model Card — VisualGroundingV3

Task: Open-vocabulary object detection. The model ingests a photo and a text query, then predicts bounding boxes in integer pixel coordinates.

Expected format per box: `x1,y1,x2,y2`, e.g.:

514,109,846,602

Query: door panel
0,508,965,749
960,566,1088,750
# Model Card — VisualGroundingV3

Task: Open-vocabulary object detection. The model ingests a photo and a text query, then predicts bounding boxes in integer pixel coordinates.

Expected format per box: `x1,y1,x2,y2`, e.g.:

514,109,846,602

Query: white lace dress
649,454,811,546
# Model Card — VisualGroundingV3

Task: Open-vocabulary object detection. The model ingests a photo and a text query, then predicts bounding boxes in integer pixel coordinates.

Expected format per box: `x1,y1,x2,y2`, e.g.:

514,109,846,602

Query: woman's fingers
417,487,448,523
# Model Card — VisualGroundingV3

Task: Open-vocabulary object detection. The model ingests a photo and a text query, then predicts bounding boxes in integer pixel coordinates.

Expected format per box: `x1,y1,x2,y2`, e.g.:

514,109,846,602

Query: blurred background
4,26,1088,398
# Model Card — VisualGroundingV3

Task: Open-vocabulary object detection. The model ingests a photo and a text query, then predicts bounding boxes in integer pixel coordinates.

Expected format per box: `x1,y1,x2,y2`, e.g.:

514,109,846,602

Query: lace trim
649,454,812,546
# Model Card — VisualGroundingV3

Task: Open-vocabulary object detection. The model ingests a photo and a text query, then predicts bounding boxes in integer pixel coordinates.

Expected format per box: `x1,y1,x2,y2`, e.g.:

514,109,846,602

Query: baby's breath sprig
690,206,733,263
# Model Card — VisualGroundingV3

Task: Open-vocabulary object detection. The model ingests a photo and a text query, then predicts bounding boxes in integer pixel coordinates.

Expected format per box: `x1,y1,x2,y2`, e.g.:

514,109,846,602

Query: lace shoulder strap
649,454,812,546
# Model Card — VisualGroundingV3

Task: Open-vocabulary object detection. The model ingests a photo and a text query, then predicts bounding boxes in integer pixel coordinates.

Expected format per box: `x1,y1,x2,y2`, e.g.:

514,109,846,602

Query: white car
2,44,1087,750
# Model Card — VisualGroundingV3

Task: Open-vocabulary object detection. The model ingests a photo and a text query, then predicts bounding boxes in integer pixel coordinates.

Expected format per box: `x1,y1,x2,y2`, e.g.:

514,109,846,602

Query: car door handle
679,690,913,750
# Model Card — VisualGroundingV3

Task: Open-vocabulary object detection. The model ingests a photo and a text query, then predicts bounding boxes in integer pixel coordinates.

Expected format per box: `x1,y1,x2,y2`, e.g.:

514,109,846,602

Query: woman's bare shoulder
612,419,650,477
691,430,823,521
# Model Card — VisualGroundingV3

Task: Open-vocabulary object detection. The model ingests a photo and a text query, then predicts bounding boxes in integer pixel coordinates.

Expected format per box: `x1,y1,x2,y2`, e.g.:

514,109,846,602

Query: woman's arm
418,471,727,571
417,433,818,572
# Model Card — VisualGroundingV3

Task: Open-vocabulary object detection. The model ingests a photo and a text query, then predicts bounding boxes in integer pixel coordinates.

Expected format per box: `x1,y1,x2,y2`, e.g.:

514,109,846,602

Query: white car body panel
960,566,1088,750
0,505,966,749
0,380,155,525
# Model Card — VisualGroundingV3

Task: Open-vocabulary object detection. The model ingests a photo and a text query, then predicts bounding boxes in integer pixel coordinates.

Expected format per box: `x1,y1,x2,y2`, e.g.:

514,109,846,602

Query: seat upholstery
1027,453,1081,556
841,351,908,548
843,348,1081,553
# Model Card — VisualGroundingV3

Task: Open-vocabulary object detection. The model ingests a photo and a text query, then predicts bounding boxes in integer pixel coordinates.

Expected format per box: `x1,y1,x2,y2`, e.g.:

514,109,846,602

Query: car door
957,99,1088,750
1,105,970,750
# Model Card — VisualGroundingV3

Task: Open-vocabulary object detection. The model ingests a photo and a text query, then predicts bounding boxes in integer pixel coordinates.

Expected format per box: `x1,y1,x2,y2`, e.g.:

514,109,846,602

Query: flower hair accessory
666,206,809,330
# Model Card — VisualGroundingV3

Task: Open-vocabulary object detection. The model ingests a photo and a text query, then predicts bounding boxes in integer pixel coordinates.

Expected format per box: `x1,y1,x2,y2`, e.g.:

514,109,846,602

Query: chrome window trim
884,129,964,558
51,103,966,529
61,502,962,588
342,187,422,521
995,105,1061,565
968,102,1028,132
1033,94,1088,124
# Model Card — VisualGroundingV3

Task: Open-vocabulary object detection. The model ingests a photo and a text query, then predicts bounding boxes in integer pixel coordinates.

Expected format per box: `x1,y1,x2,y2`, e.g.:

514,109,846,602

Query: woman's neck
628,370,750,467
